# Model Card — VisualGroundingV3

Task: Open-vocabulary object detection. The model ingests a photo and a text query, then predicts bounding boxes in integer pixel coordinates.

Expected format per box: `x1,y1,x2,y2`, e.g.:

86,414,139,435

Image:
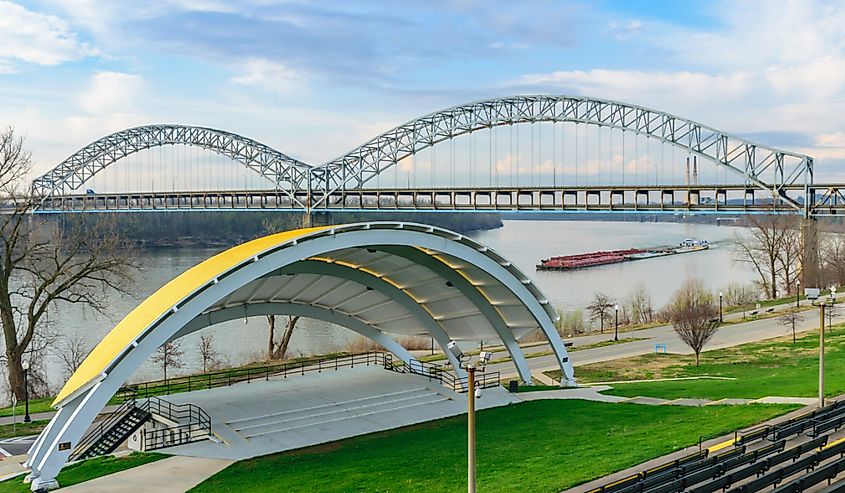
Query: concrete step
226,387,432,429
242,394,452,439
235,392,447,436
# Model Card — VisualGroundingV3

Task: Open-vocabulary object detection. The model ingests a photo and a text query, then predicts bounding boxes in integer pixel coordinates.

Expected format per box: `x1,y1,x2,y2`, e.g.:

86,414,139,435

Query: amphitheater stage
157,365,519,460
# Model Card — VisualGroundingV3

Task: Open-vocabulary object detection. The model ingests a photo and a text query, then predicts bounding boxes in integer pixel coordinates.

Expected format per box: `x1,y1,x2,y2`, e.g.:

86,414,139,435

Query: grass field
0,419,49,440
0,453,167,493
191,400,794,493
550,326,845,401
0,398,53,419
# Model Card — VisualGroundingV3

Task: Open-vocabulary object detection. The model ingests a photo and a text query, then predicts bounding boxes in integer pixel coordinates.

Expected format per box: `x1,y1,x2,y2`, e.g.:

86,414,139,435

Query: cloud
511,69,753,109
0,1,95,69
77,71,144,114
230,58,305,93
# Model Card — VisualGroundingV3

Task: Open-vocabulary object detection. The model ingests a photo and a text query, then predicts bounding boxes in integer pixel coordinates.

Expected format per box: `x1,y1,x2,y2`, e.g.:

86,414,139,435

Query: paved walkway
515,386,818,407
58,456,232,493
489,297,845,382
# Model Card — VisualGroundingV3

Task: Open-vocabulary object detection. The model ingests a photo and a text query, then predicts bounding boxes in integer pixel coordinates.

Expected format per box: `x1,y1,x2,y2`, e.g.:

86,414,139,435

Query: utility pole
467,365,476,493
819,301,826,408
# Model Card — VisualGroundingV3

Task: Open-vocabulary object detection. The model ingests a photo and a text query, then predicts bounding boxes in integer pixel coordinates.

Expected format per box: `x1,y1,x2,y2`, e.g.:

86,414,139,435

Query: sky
1,0,845,181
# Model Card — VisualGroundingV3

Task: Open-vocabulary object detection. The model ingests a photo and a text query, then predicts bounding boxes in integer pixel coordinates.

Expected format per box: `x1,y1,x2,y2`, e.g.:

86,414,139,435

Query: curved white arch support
27,223,573,489
274,260,467,381
375,245,533,385
175,302,419,367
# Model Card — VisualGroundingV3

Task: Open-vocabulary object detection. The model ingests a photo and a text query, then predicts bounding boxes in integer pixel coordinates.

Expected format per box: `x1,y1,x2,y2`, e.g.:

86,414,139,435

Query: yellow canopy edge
53,225,332,407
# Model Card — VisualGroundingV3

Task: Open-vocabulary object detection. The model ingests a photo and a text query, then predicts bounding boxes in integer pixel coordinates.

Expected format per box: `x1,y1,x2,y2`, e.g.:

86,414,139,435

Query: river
44,219,756,389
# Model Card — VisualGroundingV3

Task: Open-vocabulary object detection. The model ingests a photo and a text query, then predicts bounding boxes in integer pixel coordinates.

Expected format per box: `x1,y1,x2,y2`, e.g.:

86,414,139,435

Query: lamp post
459,349,491,493
22,361,31,423
797,279,801,308
467,363,477,493
814,290,834,409
614,305,619,341
820,299,826,408
719,291,723,323
829,286,837,334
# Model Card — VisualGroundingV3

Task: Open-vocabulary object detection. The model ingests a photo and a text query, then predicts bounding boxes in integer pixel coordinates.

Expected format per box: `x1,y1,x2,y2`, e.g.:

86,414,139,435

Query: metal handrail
137,396,212,451
117,352,390,401
70,390,139,460
389,356,500,392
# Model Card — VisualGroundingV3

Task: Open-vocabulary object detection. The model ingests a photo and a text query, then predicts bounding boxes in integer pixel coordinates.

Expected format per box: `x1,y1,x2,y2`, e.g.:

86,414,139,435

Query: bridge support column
302,211,330,228
802,216,821,288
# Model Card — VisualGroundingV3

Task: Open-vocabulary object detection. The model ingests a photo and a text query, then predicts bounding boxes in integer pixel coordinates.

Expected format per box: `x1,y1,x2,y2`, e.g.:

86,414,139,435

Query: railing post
335,356,338,371
266,367,270,381
247,367,251,384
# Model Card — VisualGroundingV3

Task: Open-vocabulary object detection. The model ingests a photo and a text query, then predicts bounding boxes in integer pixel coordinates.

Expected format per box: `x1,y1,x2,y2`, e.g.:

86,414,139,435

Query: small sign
58,442,71,451
805,288,821,300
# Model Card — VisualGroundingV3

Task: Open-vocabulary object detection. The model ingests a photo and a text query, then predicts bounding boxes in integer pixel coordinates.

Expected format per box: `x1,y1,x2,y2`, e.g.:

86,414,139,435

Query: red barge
537,240,709,271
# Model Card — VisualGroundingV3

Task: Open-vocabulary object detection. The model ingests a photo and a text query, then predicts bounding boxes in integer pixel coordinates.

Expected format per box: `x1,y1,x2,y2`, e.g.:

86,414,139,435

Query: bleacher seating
586,401,845,493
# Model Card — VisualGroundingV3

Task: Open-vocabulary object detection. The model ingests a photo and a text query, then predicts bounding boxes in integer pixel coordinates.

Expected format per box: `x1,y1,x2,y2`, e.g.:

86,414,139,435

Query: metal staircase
71,399,151,461
70,394,212,461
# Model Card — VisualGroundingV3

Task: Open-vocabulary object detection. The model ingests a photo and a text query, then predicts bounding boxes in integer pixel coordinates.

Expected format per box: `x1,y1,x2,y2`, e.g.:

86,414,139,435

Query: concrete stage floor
159,365,518,460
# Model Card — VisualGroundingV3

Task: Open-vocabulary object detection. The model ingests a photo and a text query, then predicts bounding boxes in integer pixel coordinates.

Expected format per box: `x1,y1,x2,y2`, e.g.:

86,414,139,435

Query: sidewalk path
58,456,232,493
515,386,818,407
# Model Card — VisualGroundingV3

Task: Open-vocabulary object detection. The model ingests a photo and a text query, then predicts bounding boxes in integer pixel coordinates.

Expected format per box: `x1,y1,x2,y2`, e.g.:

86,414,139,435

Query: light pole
797,280,801,308
458,348,492,493
820,299,825,408
614,305,619,341
814,290,834,409
467,363,477,493
829,286,837,333
22,361,31,423
719,292,723,323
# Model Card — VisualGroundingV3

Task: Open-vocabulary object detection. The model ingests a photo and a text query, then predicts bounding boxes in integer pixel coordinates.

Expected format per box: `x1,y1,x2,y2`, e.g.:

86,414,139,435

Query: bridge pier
802,216,821,288
302,211,331,228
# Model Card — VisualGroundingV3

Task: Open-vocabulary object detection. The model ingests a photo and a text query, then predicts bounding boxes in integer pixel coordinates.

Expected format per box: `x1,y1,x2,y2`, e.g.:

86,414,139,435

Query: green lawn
0,398,53,419
0,453,167,493
563,326,845,401
191,400,793,493
0,419,49,440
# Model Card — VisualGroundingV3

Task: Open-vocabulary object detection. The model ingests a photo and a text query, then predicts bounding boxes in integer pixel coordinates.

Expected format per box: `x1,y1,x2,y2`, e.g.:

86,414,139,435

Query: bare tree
268,315,300,360
667,278,720,366
733,215,798,299
0,127,135,401
261,215,307,361
585,292,615,333
722,282,759,317
778,308,804,343
198,333,219,373
626,281,654,325
56,330,90,380
152,341,184,382
821,233,845,287
777,225,803,295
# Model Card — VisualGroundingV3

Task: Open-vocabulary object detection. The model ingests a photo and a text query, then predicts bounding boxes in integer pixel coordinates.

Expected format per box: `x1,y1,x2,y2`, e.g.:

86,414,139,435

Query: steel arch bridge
31,124,311,203
32,94,843,216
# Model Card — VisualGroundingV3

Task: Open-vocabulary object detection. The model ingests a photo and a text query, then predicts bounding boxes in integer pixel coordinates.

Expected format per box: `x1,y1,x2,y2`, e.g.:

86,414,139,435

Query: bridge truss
32,95,831,216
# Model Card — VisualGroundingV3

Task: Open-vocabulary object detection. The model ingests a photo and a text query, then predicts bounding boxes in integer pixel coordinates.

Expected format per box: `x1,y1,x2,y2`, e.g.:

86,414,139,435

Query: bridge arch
31,124,312,205
25,222,573,490
312,95,813,211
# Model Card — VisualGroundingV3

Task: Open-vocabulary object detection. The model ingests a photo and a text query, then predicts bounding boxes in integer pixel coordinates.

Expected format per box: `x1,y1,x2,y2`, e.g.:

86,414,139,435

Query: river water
46,219,756,388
